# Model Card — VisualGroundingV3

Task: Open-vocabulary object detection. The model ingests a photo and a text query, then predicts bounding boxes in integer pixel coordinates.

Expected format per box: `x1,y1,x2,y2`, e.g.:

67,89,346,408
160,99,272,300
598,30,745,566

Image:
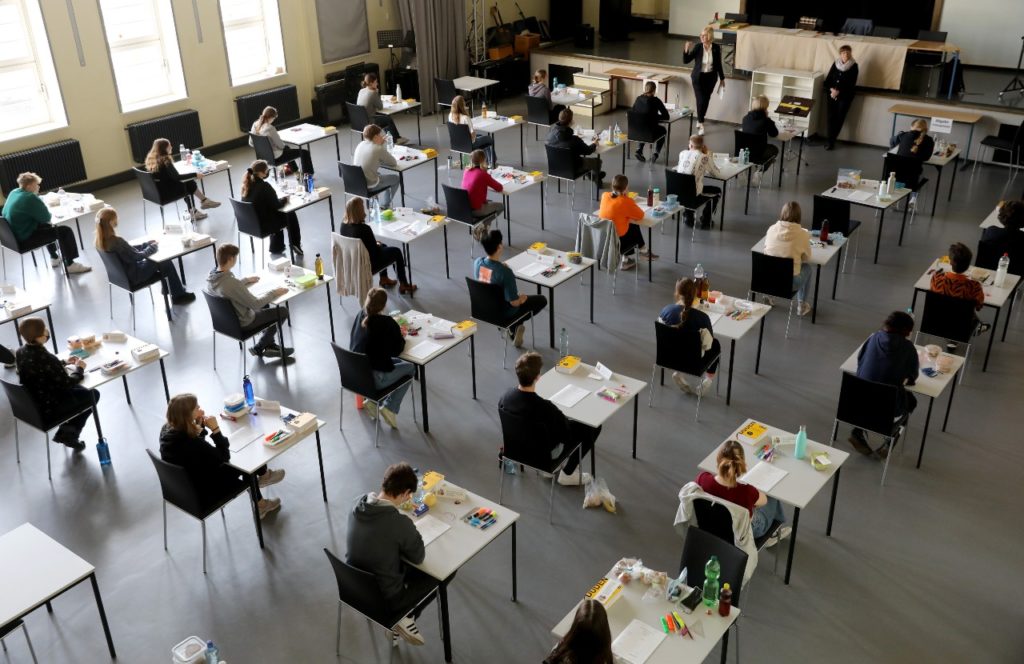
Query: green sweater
2,188,51,241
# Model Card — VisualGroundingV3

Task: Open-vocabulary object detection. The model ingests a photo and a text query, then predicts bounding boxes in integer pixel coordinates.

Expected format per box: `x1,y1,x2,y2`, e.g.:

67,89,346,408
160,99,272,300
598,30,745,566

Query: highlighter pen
665,614,675,632
660,616,670,634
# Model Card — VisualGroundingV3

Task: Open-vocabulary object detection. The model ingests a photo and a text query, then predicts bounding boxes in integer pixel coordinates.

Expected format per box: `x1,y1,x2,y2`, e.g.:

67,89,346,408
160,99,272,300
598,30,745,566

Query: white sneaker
200,198,221,209
395,616,425,646
50,257,61,267
557,469,593,486
620,259,637,271
379,406,398,430
796,301,812,317
190,209,208,221
257,497,281,519
258,468,286,488
697,123,705,136
363,401,378,420
764,525,792,548
697,375,714,396
65,262,92,274
513,324,525,348
672,372,695,395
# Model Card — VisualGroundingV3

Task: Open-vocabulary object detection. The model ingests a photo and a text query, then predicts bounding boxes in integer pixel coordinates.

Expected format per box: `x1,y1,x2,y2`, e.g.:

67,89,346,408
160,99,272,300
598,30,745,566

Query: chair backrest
654,320,705,376
324,548,393,626
724,12,747,22
976,237,1020,275
230,197,280,238
841,18,873,35
330,342,379,398
465,276,509,327
627,109,657,143
1011,120,1024,148
249,133,277,163
918,29,947,43
132,167,164,205
882,153,924,190
811,194,853,235
0,216,21,251
145,449,206,517
1,378,46,429
202,291,246,339
442,183,475,225
447,122,475,154
97,249,137,291
760,14,784,27
545,145,577,180
872,25,901,38
664,170,700,207
435,78,458,106
692,498,738,546
734,130,768,164
345,102,371,133
920,290,978,343
679,527,748,607
835,372,902,437
498,407,560,471
750,251,795,299
340,162,372,198
525,95,552,125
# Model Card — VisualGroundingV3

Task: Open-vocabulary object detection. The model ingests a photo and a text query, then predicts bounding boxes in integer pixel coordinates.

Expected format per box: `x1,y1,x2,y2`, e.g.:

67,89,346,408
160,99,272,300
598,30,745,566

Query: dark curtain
397,0,468,112
745,0,935,35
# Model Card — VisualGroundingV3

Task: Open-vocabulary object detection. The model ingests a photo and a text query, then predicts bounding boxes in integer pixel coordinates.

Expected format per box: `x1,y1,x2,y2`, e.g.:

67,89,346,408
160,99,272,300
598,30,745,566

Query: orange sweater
598,191,645,237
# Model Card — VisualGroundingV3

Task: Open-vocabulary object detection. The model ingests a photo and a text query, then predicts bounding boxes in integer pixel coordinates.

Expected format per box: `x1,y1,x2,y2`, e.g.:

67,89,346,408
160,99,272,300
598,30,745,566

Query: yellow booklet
453,320,477,336
556,355,581,374
585,577,623,608
738,420,767,442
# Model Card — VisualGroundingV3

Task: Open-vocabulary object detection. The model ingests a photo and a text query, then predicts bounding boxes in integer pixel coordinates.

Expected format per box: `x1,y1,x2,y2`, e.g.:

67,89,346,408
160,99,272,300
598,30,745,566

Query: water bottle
794,424,807,460
180,143,188,163
481,101,488,119
559,327,569,358
369,197,381,224
652,187,660,206
819,219,830,243
995,253,1010,287
305,173,314,194
502,458,518,474
315,253,325,280
395,83,403,101
701,555,720,608
385,130,394,153
242,374,255,409
613,123,621,144
887,171,897,195
693,263,705,282
205,641,219,664
96,438,111,466
909,192,918,211
718,583,732,617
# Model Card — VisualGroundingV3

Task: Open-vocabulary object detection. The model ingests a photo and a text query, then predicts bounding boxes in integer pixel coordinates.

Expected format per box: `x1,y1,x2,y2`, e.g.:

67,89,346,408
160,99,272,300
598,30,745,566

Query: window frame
217,0,287,88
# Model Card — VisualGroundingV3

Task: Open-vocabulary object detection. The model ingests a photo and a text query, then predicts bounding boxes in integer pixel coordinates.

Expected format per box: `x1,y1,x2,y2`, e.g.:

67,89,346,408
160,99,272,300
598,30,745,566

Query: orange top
599,191,644,238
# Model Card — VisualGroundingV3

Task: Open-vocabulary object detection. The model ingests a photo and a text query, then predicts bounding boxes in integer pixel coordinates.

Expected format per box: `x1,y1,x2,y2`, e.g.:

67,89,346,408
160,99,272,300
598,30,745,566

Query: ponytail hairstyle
469,149,487,169
909,119,929,155
93,206,119,252
144,138,173,172
610,174,629,198
241,159,269,198
362,72,378,89
345,197,366,225
716,440,748,487
255,106,278,133
361,287,388,327
672,277,699,327
532,68,547,84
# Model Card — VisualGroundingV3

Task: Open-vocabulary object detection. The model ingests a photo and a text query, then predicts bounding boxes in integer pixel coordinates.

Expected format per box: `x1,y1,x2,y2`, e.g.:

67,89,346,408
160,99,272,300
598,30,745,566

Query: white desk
552,88,600,129
472,114,526,166
840,343,964,469
552,564,739,664
279,122,341,168
505,247,596,348
820,180,912,263
660,107,695,162
372,208,451,280
886,145,962,216
536,363,647,458
0,285,56,351
693,296,772,405
380,98,423,144
454,76,497,94
698,420,849,584
380,145,438,206
174,158,234,197
130,231,217,288
491,166,546,237
222,402,327,547
910,259,1021,372
701,156,754,231
269,181,337,231
752,232,847,324
396,310,476,433
979,205,1001,230
42,193,105,249
0,523,116,658
246,267,337,342
406,480,519,663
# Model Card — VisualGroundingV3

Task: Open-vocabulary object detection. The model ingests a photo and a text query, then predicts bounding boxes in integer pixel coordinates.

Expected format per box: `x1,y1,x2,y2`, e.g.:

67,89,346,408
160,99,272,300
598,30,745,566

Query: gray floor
2,98,1023,664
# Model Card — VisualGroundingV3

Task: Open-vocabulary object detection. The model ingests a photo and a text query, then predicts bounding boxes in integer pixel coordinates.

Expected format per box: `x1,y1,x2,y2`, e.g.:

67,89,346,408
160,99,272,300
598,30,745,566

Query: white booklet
740,461,788,493
612,620,665,664
848,189,874,202
519,261,549,277
551,384,589,408
406,340,443,360
409,514,450,546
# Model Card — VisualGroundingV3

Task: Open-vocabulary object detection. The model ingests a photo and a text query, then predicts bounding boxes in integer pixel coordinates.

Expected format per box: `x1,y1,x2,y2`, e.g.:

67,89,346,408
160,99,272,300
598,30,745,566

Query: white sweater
676,149,723,195
352,140,398,188
249,121,284,157
764,220,811,275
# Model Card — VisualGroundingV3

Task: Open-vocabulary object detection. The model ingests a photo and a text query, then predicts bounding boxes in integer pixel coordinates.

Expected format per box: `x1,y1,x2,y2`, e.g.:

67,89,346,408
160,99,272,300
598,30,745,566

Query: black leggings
373,244,409,285
373,114,402,140
562,422,601,474
620,224,646,256
280,146,314,174
268,211,301,254
692,72,719,123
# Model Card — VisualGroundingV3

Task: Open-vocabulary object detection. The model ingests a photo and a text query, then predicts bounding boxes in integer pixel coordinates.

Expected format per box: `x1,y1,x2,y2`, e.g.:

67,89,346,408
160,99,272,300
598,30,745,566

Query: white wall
668,0,740,36
939,0,1024,68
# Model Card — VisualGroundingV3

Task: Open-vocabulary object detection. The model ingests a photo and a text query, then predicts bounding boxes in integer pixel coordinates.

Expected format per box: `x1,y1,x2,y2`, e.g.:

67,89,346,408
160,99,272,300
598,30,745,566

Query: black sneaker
848,429,873,456
172,292,196,304
54,437,86,452
652,152,660,162
261,345,295,358
290,243,304,257
635,150,646,163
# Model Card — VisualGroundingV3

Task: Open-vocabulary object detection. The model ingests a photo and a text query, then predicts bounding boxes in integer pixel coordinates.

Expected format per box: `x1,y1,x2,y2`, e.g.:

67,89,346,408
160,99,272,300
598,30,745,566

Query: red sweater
461,168,503,210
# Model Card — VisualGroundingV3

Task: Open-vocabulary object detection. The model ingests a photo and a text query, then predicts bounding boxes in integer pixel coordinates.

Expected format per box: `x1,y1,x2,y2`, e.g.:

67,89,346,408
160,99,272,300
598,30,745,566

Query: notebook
740,461,788,493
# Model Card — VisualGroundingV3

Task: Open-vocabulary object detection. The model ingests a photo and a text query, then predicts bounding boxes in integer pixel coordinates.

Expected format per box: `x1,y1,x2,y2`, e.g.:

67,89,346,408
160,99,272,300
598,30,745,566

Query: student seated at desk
2,171,91,274
94,207,194,304
890,119,935,162
356,72,408,145
159,393,284,519
14,317,98,451
240,159,303,257
341,197,416,293
473,229,547,348
144,139,220,221
598,174,650,271
352,124,401,209
528,69,565,124
930,242,989,333
248,106,314,174
500,351,601,487
982,200,1024,268
205,243,293,359
462,149,504,238
697,440,791,545
544,599,613,664
675,135,722,229
659,277,720,396
350,287,414,429
848,311,919,459
347,461,430,646
764,201,812,317
449,95,496,164
630,80,670,162
546,108,603,187
741,95,780,184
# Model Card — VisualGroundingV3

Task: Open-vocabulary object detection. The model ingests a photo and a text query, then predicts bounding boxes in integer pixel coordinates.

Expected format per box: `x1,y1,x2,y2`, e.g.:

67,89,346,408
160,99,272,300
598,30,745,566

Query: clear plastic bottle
242,375,255,409
613,123,621,144
652,187,660,206
693,263,705,282
396,83,403,101
205,641,219,664
385,130,395,153
702,555,720,608
180,143,188,163
559,327,569,358
369,197,381,224
995,253,1010,287
794,424,807,460
315,253,325,279
481,101,488,119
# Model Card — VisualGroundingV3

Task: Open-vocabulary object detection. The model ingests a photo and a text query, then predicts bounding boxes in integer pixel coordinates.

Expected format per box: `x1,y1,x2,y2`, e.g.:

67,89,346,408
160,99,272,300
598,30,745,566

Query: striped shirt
930,271,984,311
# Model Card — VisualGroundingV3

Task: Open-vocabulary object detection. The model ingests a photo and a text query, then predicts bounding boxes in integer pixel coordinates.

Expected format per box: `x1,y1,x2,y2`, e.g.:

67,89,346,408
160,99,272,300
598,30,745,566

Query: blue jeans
373,359,415,414
792,263,811,303
751,496,786,538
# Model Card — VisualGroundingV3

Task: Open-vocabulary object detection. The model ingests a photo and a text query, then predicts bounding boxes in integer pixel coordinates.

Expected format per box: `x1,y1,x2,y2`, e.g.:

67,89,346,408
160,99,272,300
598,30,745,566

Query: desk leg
962,124,975,169
743,168,752,214
249,475,265,548
420,364,430,433
898,201,909,246
328,196,335,233
720,630,729,664
873,210,884,264
911,288,920,312
726,340,735,405
832,246,842,299
89,574,117,659
777,139,785,187
647,227,653,283
948,155,959,201
159,358,169,402
589,267,594,324
326,283,336,342
540,181,545,230
227,169,234,197
439,582,453,662
720,181,727,231
89,390,104,440
469,334,477,399
403,244,413,284
548,285,555,348
45,307,58,352
811,265,821,324
932,166,942,217
755,317,765,374
520,122,525,167
121,375,131,405
511,522,518,601
398,171,406,207
416,110,422,145
982,308,999,372
916,396,935,469
505,195,512,246
675,211,680,262
75,220,84,249
890,114,898,142
333,133,341,162
434,161,439,203
797,133,805,175
443,225,450,279
942,370,957,432
631,398,638,459
826,468,841,536
783,506,800,585
1002,286,1016,342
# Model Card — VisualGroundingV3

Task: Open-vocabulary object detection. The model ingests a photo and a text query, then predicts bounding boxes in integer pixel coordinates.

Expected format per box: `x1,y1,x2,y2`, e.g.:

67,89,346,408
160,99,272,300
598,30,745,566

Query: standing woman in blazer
240,159,302,257
682,25,725,136
823,45,859,150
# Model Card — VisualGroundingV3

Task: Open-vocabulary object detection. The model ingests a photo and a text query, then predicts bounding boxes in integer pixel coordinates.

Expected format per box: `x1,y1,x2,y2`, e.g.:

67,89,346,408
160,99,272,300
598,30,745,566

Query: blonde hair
165,393,202,438
16,172,41,188
345,197,366,225
716,440,748,486
450,95,469,121
532,69,547,84
751,95,769,112
94,207,118,252
144,138,173,173
701,25,715,40
780,201,802,224
688,134,705,150
254,106,278,133
909,119,929,154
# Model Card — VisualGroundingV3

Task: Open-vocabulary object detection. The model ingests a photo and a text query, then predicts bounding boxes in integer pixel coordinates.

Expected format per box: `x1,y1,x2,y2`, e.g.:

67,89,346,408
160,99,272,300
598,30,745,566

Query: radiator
235,85,300,133
125,110,203,164
0,140,87,196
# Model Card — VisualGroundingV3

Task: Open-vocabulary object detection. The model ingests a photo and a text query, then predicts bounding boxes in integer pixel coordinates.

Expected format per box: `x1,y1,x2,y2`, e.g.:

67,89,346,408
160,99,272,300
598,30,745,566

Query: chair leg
45,432,51,480
694,387,703,421
784,299,794,339
163,501,168,550
502,329,509,368
14,421,20,462
212,334,217,370
335,601,343,655
108,285,113,319
21,623,39,664
374,410,381,448
498,460,505,504
338,388,344,432
201,520,208,574
880,435,895,486
129,293,136,331
548,473,556,523
648,364,657,407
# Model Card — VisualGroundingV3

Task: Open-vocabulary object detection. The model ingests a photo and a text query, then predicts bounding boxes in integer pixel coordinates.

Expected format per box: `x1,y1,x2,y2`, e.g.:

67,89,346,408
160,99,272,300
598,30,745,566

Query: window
219,0,285,86
98,0,186,112
0,0,67,141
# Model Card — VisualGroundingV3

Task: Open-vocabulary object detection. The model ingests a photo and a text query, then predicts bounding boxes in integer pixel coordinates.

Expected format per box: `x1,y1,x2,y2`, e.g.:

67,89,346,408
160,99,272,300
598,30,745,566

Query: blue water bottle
306,173,314,194
96,438,112,465
242,375,255,409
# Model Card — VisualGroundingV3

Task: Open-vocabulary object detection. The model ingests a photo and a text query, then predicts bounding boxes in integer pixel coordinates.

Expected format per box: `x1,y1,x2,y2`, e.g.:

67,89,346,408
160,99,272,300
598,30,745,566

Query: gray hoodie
528,81,553,109
205,269,278,327
346,492,425,599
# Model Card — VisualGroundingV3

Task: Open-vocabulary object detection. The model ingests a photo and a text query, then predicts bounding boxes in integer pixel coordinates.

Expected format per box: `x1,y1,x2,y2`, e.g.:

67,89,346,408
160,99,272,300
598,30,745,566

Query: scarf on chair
834,56,856,73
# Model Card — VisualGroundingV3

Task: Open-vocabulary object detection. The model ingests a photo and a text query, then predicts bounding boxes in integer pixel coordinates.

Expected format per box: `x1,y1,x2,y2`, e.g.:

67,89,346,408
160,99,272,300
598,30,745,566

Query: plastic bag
583,476,617,513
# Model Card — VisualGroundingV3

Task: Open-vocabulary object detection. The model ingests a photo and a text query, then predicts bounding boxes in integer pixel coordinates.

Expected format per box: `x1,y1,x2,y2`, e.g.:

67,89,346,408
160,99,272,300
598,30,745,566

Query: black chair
434,77,458,120
650,320,720,420
0,619,37,663
545,145,589,210
330,343,415,447
1,378,95,480
830,372,905,485
678,527,748,662
345,102,371,148
872,25,901,38
230,198,288,267
724,12,747,21
907,31,948,96
525,95,554,140
882,153,928,199
917,290,980,371
498,407,583,522
145,449,252,574
248,133,291,177
749,251,799,337
323,548,440,656
918,30,947,42
760,14,784,27
975,120,1024,176
734,130,776,188
339,162,391,205
665,170,715,242
625,109,661,167
442,184,500,252
202,291,284,374
97,249,171,330
0,215,65,285
812,194,862,269
465,276,535,367
692,497,782,569
840,18,873,35
133,167,188,231
976,238,1021,275
446,122,475,169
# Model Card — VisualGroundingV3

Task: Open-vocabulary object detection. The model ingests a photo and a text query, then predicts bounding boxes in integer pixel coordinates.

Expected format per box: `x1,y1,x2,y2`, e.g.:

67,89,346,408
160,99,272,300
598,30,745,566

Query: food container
172,636,206,663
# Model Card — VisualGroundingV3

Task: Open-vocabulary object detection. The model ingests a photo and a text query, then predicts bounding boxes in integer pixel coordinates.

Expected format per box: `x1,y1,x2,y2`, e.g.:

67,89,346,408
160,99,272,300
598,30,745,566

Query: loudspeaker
550,0,582,41
574,25,595,48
